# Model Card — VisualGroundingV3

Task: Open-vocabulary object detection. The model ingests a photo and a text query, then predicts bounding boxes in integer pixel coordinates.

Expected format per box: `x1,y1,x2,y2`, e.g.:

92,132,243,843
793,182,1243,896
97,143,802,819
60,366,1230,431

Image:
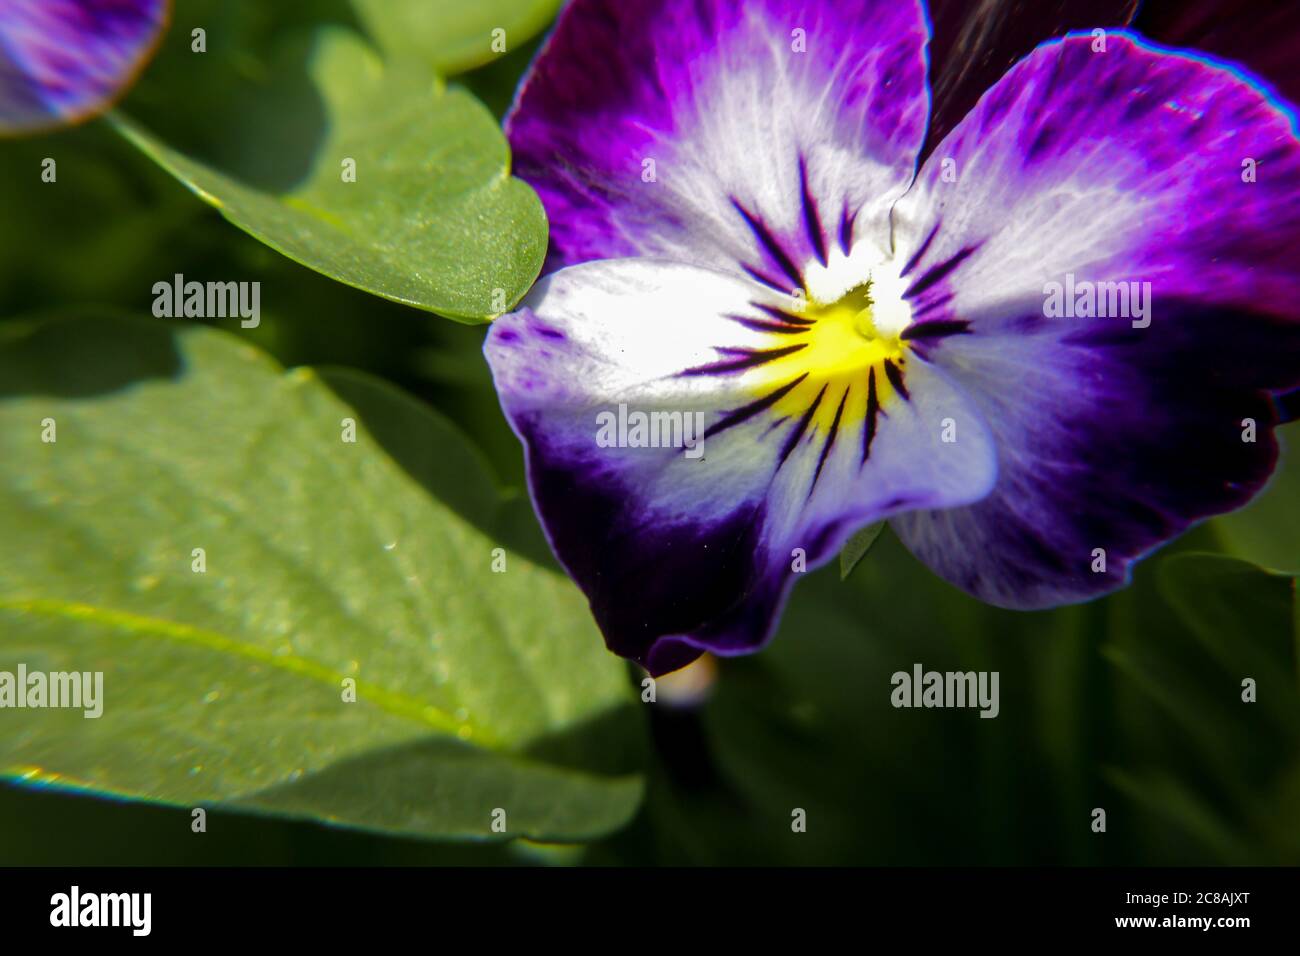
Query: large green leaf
0,316,642,842
352,0,561,75
116,27,547,322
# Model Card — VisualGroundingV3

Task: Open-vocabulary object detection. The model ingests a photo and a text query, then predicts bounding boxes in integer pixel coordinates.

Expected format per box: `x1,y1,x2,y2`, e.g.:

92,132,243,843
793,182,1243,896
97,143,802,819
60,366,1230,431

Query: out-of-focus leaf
0,316,642,842
0,125,205,317
115,28,547,321
1164,554,1294,686
1102,553,1300,863
1106,768,1253,863
116,0,360,161
459,31,548,120
352,0,560,75
604,530,1300,867
604,528,1097,866
838,521,884,580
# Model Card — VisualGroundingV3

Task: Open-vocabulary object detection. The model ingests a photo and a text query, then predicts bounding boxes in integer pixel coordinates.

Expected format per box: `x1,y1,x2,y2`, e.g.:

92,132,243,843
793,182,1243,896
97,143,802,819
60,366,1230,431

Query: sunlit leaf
0,315,642,842
116,28,547,322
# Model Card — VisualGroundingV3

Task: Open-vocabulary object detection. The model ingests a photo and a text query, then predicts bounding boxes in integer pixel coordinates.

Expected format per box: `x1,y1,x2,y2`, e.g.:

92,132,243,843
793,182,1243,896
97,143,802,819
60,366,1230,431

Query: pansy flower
0,0,169,135
485,0,1300,674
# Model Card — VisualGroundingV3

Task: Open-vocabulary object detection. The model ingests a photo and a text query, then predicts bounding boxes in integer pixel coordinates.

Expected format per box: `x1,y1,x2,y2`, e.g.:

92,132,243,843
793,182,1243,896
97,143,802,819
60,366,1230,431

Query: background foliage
0,0,1295,865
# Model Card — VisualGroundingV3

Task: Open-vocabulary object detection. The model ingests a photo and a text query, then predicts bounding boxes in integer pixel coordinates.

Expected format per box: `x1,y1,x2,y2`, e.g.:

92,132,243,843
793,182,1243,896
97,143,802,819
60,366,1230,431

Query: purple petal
888,32,1300,608
924,0,1136,164
485,259,996,672
505,0,931,279
0,0,168,135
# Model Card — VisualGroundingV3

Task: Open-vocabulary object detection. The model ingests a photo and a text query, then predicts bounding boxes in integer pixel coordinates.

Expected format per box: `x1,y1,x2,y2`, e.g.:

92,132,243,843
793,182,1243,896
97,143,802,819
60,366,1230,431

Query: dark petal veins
798,155,828,267
742,263,799,295
751,302,815,326
861,367,880,465
725,315,811,335
680,343,808,377
732,198,806,291
811,386,849,492
899,221,941,278
777,384,827,470
908,291,955,322
838,204,858,255
706,373,810,439
905,245,979,301
882,360,910,401
900,319,971,341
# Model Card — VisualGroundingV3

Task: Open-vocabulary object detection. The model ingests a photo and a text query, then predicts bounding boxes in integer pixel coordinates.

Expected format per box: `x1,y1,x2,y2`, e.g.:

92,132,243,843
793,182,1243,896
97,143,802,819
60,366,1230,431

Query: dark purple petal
1138,0,1300,110
893,306,1300,607
889,33,1300,608
923,0,1137,164
506,0,931,279
0,0,169,135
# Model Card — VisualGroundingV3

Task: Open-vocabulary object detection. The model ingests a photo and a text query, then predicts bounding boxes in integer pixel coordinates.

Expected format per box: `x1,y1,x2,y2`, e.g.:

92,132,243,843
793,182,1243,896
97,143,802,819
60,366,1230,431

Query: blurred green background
0,0,1296,866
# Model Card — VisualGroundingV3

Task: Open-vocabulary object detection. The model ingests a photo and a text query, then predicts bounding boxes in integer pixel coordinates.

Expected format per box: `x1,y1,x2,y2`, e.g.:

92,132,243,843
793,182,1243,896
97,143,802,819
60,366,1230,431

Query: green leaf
1100,553,1300,862
352,0,561,75
838,521,884,580
1212,421,1300,573
611,531,1095,866
1106,768,1254,864
115,28,547,322
1155,553,1298,732
615,544,1300,866
0,315,642,842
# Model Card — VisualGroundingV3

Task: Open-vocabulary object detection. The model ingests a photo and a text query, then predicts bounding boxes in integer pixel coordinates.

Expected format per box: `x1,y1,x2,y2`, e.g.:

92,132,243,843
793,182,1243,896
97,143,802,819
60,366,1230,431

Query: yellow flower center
753,281,909,434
